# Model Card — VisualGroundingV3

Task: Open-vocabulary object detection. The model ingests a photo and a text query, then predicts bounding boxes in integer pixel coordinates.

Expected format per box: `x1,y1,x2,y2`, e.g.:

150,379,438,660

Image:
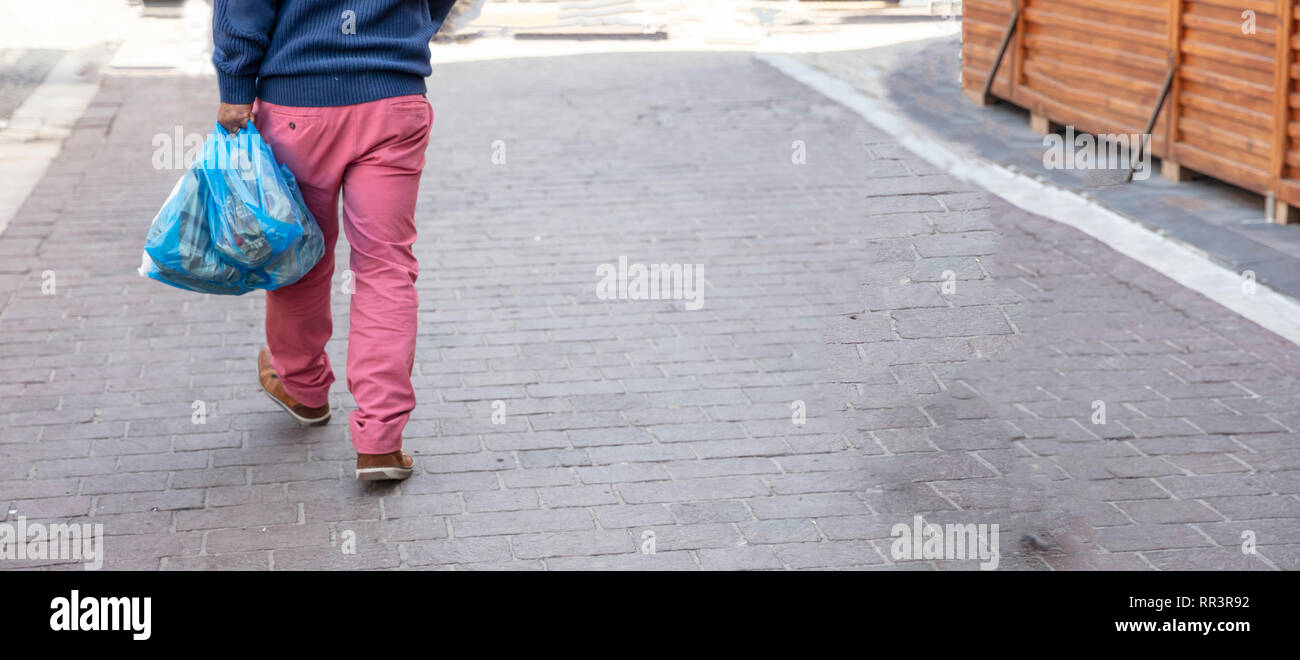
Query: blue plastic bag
140,122,324,295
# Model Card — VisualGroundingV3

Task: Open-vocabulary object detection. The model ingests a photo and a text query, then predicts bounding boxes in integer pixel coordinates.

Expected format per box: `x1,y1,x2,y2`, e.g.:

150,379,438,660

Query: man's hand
217,102,254,134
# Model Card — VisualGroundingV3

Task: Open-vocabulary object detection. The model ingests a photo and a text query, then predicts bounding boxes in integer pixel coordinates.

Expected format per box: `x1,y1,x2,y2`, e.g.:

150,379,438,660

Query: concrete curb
756,52,1300,349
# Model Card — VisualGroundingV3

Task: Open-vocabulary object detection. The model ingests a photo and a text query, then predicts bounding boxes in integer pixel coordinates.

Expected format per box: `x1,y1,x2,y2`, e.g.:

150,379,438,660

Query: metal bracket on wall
980,4,1023,102
1126,53,1178,184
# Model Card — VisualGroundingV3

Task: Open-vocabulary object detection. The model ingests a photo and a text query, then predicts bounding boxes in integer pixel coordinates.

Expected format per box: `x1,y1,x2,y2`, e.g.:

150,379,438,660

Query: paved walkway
1,52,1297,570
799,36,1300,300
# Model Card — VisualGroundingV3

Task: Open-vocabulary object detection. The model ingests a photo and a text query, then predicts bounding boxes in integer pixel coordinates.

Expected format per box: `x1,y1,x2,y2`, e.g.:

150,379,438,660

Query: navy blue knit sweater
213,0,459,107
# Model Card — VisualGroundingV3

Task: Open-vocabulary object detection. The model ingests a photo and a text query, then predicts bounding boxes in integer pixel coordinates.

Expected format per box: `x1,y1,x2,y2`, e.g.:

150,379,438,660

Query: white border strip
0,51,103,238
757,52,1300,348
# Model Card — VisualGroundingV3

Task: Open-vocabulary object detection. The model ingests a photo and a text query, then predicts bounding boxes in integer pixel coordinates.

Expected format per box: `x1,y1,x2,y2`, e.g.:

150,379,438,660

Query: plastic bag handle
212,118,262,139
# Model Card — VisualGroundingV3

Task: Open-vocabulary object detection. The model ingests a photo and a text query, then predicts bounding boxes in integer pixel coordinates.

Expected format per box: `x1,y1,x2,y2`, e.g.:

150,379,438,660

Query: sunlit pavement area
1,1,1297,570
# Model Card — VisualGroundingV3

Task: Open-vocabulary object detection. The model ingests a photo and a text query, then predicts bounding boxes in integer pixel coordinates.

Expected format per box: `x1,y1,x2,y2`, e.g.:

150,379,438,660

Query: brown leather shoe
258,348,330,426
355,450,414,481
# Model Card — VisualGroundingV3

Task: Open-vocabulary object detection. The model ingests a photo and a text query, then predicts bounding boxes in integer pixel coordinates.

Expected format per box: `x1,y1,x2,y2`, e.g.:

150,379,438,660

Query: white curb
756,52,1300,349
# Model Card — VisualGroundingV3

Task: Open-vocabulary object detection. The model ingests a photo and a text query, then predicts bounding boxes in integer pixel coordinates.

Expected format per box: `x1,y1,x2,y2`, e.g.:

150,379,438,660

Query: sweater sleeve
212,0,282,104
429,0,459,29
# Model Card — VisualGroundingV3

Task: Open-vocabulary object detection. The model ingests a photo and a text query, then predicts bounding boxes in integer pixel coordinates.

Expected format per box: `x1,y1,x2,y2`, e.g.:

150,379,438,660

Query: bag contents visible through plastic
139,121,324,295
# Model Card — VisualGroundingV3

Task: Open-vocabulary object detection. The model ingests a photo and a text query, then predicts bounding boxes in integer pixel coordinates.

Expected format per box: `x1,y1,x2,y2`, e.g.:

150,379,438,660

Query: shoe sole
260,385,330,426
355,466,414,481
257,366,330,428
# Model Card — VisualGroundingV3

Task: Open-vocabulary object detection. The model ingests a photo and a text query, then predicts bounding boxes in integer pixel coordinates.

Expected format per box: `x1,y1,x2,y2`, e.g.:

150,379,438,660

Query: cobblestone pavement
797,37,1300,300
1,52,1298,570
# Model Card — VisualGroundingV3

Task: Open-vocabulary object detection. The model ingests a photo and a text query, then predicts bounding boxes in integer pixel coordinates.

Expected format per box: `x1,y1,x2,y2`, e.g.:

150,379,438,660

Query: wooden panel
1277,0,1300,203
1166,0,1277,193
1017,0,1173,154
961,0,1019,99
959,0,1300,207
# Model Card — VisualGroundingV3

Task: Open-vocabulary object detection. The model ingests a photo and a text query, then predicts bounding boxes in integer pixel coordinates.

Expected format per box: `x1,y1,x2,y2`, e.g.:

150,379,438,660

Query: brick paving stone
0,51,1297,571
697,545,786,570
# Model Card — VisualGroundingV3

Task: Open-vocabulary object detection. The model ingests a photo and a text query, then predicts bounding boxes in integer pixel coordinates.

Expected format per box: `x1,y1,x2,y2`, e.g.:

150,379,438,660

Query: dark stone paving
0,51,1297,570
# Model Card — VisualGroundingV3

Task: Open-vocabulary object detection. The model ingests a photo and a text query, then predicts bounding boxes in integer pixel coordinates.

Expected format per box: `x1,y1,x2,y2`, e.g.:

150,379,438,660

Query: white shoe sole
355,466,414,481
262,389,331,426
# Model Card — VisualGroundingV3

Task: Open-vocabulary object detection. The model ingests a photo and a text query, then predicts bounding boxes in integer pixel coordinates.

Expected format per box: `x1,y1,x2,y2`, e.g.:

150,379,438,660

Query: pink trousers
253,94,432,455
